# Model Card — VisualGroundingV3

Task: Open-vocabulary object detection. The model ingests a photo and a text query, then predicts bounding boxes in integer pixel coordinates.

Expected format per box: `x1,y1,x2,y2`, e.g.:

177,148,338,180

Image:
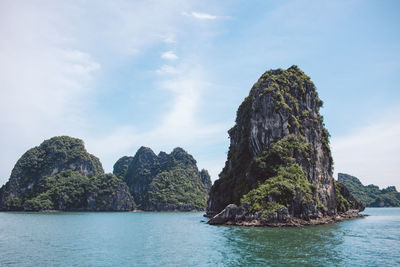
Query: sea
0,208,399,266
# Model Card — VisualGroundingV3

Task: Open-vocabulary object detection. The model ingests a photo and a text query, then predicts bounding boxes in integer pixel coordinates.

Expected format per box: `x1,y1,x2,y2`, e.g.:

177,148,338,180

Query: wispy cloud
161,51,178,60
0,0,219,184
0,1,100,177
163,35,176,43
183,11,217,20
87,63,228,180
332,106,400,190
156,64,180,75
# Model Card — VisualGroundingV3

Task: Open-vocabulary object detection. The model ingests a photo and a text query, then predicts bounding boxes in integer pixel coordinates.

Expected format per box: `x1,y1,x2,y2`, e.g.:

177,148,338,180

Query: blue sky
1,0,399,189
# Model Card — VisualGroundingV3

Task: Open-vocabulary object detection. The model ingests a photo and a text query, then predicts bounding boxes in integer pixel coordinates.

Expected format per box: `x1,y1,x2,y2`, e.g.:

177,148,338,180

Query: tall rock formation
0,136,134,211
207,66,363,224
114,147,212,211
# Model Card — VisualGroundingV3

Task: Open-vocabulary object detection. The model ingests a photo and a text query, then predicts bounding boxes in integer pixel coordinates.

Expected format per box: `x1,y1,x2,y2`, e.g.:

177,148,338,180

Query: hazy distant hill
338,173,400,207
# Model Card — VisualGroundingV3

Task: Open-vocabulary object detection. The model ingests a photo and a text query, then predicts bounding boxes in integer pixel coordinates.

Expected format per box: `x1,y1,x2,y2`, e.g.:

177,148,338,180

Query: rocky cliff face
0,136,134,211
113,156,134,180
200,169,212,192
115,147,210,211
123,147,161,207
207,66,363,224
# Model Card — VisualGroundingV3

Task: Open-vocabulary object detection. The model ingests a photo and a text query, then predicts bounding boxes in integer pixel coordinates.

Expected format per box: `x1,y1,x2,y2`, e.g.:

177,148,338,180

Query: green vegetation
242,164,315,217
338,173,400,207
113,156,134,180
248,134,315,210
1,137,210,212
115,147,210,211
250,134,313,180
240,135,316,217
0,136,134,211
148,168,208,210
24,170,91,210
7,136,103,196
334,180,350,212
23,170,134,211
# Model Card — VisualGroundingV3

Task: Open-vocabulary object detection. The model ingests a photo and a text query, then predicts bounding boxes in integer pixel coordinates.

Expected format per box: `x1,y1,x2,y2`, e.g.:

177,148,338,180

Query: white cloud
156,65,180,75
183,11,217,20
161,51,178,60
0,0,216,185
163,35,176,43
85,63,229,180
332,107,400,190
0,1,101,184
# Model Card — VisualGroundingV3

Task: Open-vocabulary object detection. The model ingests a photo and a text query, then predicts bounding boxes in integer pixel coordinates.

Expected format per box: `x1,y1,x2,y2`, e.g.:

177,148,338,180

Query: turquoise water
0,208,399,266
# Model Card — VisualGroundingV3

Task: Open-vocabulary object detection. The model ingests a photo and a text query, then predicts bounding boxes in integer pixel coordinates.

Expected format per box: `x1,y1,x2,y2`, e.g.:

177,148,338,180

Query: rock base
207,204,366,227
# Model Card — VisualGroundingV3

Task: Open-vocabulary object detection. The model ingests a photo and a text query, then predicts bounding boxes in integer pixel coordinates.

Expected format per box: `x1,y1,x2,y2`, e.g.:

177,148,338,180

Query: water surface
0,208,399,266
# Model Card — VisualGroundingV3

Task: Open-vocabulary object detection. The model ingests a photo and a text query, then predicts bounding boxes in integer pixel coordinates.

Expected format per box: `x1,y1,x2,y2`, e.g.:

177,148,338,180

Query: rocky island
206,66,365,226
339,173,400,207
114,147,211,211
0,136,134,211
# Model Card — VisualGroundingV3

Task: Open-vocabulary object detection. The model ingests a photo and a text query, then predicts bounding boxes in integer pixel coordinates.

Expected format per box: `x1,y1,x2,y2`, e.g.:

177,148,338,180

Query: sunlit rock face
207,66,363,223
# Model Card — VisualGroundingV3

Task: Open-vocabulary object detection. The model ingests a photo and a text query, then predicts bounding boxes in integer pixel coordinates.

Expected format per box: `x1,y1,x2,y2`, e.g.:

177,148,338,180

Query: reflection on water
217,224,344,266
0,208,399,266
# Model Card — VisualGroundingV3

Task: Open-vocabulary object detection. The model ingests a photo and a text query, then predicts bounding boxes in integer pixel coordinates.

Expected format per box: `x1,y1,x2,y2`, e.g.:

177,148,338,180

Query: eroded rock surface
206,66,364,225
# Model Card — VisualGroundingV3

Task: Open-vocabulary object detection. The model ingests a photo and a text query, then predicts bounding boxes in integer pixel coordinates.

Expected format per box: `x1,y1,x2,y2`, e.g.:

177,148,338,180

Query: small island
0,136,134,211
113,146,211,211
206,66,365,226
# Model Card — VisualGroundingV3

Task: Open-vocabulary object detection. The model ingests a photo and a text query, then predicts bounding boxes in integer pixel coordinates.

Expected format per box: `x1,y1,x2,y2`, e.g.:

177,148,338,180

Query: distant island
338,173,400,207
206,66,364,226
0,136,134,211
0,136,210,211
113,146,211,211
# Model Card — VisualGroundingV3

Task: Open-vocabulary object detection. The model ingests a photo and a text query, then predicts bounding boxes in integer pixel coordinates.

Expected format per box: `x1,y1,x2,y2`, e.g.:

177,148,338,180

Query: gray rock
235,202,249,220
208,204,238,225
206,66,361,222
267,207,289,222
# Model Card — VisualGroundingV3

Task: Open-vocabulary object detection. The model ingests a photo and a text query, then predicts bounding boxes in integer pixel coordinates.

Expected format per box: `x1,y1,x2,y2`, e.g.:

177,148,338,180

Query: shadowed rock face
200,169,212,192
0,136,135,211
207,66,363,222
115,146,211,211
113,156,134,180
124,147,159,207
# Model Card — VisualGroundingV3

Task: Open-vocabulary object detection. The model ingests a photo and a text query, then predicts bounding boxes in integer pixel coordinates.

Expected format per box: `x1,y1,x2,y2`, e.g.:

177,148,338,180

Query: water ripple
0,208,399,266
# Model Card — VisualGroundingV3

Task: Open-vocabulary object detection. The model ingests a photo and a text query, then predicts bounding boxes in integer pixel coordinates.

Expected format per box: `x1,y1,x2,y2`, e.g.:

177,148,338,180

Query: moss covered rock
0,136,134,211
115,147,211,211
207,66,363,221
338,173,400,207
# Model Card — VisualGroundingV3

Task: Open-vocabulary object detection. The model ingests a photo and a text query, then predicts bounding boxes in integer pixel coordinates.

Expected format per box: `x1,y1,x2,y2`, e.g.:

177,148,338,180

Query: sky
0,0,399,189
